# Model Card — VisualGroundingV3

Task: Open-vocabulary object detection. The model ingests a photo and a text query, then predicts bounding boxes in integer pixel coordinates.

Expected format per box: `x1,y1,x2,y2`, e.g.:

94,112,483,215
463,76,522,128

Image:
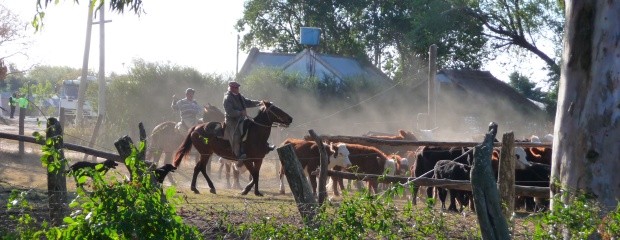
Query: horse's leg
198,154,216,194
241,162,257,196
252,160,264,196
225,163,232,189
150,148,162,166
191,161,202,194
217,157,224,179
204,154,212,174
163,152,177,185
233,167,242,189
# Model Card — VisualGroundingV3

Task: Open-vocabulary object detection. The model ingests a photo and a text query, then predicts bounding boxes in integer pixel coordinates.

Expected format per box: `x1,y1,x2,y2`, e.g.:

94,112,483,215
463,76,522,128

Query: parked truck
58,76,97,120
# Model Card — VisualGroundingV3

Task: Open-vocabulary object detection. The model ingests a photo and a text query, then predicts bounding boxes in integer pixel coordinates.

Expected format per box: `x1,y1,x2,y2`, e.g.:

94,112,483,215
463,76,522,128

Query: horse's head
203,103,225,122
259,101,293,127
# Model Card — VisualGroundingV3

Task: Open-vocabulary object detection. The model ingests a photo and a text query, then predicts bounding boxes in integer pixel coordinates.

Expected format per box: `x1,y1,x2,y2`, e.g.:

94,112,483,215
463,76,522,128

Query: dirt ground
0,116,539,238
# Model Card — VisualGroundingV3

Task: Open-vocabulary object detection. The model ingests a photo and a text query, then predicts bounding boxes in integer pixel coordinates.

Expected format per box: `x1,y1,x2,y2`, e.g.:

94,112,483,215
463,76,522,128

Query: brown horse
173,101,292,196
147,103,225,168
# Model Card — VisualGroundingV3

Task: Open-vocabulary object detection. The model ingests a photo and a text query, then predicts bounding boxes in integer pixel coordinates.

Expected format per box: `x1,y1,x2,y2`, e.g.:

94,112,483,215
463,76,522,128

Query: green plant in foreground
527,190,620,239
233,182,450,239
5,134,201,239
5,190,49,239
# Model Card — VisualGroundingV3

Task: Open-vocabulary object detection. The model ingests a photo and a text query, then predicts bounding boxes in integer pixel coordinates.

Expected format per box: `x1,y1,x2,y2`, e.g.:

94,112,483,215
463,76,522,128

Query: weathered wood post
277,143,317,226
114,135,135,179
18,105,25,154
498,132,515,217
471,122,510,240
46,117,68,226
308,129,329,205
114,123,148,181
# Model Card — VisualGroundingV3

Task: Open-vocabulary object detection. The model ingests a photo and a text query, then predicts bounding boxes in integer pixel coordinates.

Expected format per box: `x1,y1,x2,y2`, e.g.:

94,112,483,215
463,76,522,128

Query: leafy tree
235,0,367,59
236,0,488,84
508,72,544,102
457,0,564,87
33,0,144,30
0,4,31,81
27,65,81,85
101,59,229,147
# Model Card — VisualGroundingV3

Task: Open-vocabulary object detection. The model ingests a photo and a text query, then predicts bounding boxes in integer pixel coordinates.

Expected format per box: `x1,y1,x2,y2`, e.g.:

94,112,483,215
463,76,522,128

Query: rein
248,104,282,128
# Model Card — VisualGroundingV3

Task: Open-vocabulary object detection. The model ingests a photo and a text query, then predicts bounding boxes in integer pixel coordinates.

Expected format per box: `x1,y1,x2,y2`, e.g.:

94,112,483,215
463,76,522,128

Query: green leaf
78,176,88,184
63,217,75,224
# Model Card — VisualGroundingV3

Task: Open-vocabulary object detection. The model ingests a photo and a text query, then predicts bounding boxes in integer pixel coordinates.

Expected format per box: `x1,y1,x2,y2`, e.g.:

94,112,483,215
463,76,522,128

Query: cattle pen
1,117,554,238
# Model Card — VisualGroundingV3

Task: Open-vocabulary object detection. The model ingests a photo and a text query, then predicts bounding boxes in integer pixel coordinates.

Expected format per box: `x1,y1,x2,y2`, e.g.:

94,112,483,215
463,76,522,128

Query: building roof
238,48,392,85
435,69,547,121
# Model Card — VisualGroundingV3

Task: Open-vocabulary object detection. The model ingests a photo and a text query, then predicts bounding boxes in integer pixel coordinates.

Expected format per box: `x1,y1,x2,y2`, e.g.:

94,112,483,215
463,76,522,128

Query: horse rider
171,88,202,131
223,81,274,164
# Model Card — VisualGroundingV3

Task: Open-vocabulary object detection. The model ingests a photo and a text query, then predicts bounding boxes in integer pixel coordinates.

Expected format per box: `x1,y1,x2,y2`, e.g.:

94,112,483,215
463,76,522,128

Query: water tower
300,27,321,77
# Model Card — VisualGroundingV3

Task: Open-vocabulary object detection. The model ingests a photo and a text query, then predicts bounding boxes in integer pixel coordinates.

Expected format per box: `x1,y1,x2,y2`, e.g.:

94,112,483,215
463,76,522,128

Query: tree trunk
552,0,620,211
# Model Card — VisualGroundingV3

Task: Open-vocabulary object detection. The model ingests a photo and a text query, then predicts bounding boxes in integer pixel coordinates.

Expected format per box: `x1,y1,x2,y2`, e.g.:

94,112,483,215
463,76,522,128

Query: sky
4,0,247,77
2,0,551,86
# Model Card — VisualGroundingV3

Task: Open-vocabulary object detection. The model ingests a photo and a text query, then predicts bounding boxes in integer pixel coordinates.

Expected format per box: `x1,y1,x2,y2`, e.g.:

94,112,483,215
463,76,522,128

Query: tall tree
0,4,30,81
33,0,144,30
508,71,544,102
236,0,487,83
459,0,564,85
552,0,620,217
235,0,366,59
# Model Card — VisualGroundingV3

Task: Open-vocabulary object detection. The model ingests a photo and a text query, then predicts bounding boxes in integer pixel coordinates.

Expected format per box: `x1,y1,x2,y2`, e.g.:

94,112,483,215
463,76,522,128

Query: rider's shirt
172,98,201,126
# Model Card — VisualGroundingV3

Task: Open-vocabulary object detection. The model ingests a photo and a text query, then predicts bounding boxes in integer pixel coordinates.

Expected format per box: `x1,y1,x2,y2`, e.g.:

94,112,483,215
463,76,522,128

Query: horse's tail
173,126,196,167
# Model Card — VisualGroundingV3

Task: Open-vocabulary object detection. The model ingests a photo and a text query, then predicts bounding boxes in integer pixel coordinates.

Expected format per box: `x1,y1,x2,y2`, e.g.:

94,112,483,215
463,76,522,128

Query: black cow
433,160,472,212
411,146,471,205
515,163,551,212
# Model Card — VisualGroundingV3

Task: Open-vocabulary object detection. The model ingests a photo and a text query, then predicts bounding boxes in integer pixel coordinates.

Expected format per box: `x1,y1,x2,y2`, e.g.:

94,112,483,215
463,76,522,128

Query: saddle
203,122,225,138
174,122,190,132
201,119,251,141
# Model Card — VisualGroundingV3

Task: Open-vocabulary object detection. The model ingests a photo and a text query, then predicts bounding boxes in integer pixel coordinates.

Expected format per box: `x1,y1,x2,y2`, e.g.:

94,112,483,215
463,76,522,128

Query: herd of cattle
277,130,554,213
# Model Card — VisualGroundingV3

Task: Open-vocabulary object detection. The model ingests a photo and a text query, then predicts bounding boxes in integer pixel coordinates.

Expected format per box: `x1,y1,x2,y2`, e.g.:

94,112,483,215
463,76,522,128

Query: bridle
248,104,289,128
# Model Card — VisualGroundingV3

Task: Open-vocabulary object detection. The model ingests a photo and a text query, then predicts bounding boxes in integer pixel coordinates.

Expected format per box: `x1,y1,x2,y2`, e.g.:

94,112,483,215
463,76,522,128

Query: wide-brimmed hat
228,81,241,87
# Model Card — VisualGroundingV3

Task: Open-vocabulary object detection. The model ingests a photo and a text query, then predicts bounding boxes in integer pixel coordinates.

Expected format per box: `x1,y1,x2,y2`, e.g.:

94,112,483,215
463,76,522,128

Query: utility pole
427,44,437,130
76,2,94,126
84,5,111,161
93,6,111,118
236,34,240,75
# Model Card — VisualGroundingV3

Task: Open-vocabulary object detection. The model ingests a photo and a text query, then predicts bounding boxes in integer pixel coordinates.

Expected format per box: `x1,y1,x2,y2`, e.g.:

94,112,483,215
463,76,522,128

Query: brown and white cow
330,143,391,195
363,130,418,157
278,138,352,195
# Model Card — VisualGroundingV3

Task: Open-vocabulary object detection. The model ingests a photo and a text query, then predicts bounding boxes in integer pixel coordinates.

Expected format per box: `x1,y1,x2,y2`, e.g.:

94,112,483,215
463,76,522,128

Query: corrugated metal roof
238,48,391,84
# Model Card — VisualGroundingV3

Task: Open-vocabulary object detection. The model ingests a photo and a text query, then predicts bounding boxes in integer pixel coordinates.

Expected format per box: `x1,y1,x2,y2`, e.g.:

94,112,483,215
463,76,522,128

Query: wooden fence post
277,143,317,226
308,129,328,205
471,122,510,240
46,117,68,226
114,123,148,181
498,132,515,217
18,106,25,154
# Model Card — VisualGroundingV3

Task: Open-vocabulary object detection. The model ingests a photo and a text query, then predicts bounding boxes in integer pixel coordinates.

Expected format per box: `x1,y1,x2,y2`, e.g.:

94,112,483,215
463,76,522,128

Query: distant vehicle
58,76,97,120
